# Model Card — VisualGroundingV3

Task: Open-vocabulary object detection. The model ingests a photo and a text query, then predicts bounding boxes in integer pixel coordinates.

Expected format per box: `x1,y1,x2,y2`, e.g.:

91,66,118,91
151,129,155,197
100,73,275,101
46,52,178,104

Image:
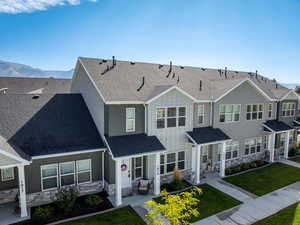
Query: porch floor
108,192,155,207
0,203,30,225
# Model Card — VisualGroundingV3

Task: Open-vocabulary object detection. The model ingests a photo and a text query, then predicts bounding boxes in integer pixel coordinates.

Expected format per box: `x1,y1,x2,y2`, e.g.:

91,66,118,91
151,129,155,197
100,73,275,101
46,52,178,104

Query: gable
150,88,195,106
282,91,300,101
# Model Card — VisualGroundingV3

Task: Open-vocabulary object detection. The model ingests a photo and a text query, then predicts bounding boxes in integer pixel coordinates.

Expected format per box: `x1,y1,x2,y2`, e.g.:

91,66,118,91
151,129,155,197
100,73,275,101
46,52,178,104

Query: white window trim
219,104,241,123
156,106,187,129
246,104,264,121
126,108,136,132
268,103,273,118
282,102,296,117
59,161,75,187
133,157,143,180
1,168,14,182
160,151,186,175
76,159,92,185
225,141,240,161
245,137,263,155
197,104,205,125
41,164,59,191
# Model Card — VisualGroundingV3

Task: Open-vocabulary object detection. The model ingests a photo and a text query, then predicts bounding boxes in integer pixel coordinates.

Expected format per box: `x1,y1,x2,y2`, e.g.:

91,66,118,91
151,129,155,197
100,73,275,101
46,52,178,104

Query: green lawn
254,202,300,225
155,183,241,222
60,206,145,225
224,162,300,196
289,157,300,163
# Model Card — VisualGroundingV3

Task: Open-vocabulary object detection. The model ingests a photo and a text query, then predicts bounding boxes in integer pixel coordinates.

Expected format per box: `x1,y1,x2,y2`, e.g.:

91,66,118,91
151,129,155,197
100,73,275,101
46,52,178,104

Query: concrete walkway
207,179,257,203
193,180,300,225
280,158,300,168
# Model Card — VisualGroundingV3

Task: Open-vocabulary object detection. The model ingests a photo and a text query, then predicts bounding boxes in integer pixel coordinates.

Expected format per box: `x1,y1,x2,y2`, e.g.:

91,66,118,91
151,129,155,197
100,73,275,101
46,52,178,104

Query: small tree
145,186,202,225
54,186,79,215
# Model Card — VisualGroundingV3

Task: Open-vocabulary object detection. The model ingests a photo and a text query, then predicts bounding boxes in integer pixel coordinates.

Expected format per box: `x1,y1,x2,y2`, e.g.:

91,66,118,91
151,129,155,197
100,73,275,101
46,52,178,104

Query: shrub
232,165,242,173
171,169,185,190
255,160,265,167
225,168,232,175
85,195,103,206
33,206,54,219
54,186,79,215
242,163,250,170
249,162,257,168
289,148,297,157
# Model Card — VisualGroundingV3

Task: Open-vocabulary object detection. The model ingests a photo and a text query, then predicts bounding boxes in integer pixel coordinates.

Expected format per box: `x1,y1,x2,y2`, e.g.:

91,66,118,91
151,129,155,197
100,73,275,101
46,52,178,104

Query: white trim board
0,148,30,164
31,148,106,159
280,89,300,101
214,79,276,103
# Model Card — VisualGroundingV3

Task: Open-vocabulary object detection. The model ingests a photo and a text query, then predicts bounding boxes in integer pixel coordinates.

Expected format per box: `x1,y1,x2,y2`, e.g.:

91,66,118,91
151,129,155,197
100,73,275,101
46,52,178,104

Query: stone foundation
160,168,192,184
27,181,103,207
0,188,18,204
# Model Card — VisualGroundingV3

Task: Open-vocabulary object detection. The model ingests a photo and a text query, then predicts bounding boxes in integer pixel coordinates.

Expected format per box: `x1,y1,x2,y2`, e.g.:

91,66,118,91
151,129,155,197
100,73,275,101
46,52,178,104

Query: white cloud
0,0,96,14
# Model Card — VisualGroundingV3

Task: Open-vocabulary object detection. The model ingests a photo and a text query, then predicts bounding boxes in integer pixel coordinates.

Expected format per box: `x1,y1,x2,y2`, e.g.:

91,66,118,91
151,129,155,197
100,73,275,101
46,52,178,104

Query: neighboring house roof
79,57,290,103
294,118,300,126
0,94,105,159
186,127,232,145
105,134,166,158
263,120,294,133
0,77,71,94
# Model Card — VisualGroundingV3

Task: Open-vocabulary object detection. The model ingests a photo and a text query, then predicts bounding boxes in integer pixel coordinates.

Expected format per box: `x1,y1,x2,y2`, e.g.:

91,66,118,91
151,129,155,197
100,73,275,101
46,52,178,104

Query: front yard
253,202,300,225
60,206,145,225
155,183,241,222
224,162,300,196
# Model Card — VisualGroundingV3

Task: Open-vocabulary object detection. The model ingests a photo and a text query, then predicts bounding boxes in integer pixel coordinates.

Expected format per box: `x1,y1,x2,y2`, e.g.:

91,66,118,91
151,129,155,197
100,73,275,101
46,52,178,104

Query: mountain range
0,60,73,79
0,60,298,89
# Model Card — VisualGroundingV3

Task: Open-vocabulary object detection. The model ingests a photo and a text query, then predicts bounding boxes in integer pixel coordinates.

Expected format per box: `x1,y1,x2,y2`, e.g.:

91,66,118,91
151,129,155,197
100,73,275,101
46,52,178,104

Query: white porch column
270,133,276,163
153,153,160,196
219,142,226,177
195,145,201,184
191,146,197,183
115,159,122,206
284,131,290,159
18,165,28,218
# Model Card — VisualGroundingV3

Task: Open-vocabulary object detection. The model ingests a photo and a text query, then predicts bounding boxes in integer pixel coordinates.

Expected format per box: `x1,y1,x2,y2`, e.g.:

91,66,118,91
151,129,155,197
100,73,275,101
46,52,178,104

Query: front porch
0,202,30,225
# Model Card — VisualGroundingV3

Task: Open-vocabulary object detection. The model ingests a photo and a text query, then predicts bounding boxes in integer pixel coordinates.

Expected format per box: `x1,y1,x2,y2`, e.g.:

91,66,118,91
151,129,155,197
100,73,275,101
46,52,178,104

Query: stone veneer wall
0,188,18,204
27,181,103,207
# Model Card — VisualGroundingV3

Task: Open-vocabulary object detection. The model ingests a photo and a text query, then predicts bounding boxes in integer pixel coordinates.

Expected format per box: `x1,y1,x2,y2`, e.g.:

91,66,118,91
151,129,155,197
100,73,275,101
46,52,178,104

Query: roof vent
177,76,180,84
199,80,202,91
32,95,40,100
218,69,222,77
201,68,206,71
172,72,176,78
158,64,163,69
137,76,145,92
255,70,258,79
180,66,184,69
99,61,102,65
0,88,8,94
102,59,107,63
224,67,228,79
235,71,239,74
130,61,135,65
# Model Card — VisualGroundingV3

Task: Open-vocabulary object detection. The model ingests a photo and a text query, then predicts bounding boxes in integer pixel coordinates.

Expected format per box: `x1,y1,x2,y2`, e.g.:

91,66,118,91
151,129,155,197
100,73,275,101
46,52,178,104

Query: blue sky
0,0,299,83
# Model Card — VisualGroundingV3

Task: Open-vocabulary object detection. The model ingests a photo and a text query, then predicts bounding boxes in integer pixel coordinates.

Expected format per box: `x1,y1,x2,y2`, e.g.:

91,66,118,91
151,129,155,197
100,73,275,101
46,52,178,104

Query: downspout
143,104,147,134
102,151,105,190
210,101,214,127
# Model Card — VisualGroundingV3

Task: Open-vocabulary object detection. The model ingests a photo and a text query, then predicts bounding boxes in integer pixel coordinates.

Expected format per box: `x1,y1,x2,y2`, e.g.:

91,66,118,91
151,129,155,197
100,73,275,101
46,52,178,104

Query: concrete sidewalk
280,158,300,168
193,181,300,225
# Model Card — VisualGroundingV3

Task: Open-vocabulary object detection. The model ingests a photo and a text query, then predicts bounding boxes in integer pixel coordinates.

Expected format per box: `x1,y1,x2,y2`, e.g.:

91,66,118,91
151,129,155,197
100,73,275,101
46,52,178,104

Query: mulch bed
12,192,113,225
160,179,192,193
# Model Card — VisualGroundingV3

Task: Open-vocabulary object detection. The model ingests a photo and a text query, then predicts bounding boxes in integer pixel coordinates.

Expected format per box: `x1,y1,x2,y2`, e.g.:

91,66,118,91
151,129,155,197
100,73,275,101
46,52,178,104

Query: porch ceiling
0,154,21,168
105,133,166,158
186,127,231,145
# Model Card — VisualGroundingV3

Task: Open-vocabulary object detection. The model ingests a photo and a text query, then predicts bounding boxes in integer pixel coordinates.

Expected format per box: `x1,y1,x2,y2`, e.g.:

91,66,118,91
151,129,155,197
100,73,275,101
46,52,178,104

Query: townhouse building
0,57,299,220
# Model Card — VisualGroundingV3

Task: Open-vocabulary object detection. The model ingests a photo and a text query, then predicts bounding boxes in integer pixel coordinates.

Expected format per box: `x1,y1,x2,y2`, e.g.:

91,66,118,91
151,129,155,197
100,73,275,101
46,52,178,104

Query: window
76,159,92,184
156,107,186,129
263,135,269,150
245,137,262,155
1,168,14,181
282,103,296,117
133,157,143,179
41,164,58,191
197,104,205,124
60,162,75,187
289,131,294,144
246,104,263,120
279,134,285,147
202,146,208,163
225,141,239,160
219,104,240,123
160,151,185,174
268,103,273,118
126,108,135,132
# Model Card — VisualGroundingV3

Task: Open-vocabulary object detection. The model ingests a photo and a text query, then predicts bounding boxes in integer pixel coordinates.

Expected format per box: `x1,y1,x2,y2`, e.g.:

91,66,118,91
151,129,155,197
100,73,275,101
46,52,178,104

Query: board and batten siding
24,152,103,194
71,62,105,135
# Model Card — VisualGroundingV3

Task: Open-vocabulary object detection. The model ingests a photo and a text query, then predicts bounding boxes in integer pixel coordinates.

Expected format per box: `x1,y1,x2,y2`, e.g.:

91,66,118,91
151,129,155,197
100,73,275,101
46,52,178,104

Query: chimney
137,76,145,92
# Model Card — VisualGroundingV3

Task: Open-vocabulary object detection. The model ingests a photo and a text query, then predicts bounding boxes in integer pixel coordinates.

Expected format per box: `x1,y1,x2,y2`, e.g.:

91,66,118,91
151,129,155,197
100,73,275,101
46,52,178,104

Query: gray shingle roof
79,57,290,103
263,120,293,132
187,127,232,145
0,77,71,94
0,94,105,159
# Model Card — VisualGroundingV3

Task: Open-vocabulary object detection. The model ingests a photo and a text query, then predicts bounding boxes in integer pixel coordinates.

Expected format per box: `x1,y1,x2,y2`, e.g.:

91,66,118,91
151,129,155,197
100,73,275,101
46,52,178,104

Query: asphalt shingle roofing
0,94,105,160
0,77,71,94
79,57,290,103
187,127,232,145
105,134,165,158
263,120,293,132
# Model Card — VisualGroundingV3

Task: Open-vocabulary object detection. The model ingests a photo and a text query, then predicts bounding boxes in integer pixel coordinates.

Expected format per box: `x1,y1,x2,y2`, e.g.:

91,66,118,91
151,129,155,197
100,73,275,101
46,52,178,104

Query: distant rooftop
0,76,71,94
